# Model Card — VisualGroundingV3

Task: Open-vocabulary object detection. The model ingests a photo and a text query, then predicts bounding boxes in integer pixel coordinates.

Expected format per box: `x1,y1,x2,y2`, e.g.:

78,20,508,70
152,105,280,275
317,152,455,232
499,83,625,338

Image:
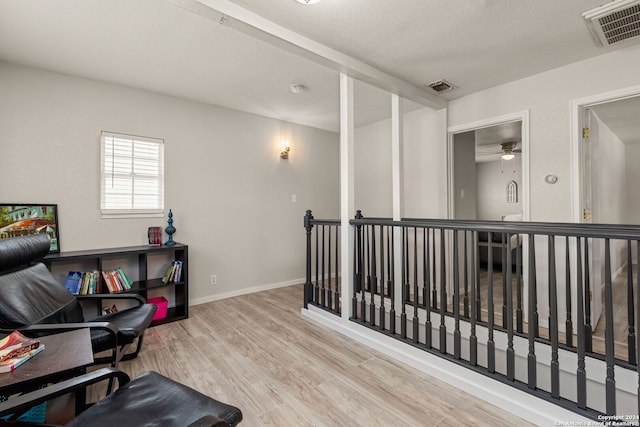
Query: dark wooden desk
0,329,94,397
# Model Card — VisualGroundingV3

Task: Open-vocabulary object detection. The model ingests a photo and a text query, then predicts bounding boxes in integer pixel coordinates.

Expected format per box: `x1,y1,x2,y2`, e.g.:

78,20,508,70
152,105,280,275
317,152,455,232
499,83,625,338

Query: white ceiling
0,0,632,132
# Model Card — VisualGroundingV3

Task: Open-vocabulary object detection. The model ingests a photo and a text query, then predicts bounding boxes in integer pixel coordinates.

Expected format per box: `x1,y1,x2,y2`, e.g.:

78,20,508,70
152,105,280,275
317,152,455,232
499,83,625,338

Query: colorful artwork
0,204,60,253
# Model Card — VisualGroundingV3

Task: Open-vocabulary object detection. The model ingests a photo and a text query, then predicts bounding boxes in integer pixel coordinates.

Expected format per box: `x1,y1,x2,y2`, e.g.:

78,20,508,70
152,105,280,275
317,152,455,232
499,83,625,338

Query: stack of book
64,268,134,294
0,331,45,373
101,268,134,293
64,271,99,295
162,261,183,284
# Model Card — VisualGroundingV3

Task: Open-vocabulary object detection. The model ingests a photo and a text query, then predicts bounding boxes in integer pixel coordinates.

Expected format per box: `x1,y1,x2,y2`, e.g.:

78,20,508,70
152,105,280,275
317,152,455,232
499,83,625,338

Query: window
506,180,518,203
100,131,164,216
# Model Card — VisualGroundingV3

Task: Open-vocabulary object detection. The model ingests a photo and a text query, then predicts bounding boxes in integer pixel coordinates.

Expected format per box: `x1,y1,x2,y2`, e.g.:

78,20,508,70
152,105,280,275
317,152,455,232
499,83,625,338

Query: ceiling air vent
427,79,455,93
583,0,640,46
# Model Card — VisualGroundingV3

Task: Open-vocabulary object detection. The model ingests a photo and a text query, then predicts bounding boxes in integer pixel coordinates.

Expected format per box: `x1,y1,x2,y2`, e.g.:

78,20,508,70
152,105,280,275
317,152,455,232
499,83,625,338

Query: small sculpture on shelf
165,209,176,246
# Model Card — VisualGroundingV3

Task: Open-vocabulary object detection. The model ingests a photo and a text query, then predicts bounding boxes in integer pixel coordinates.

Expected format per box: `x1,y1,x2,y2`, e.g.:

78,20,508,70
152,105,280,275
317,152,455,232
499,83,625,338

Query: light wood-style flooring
110,285,533,427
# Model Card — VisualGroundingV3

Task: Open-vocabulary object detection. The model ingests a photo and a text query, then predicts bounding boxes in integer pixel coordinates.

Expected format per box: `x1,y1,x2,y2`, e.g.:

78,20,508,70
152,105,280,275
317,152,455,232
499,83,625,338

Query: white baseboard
302,306,593,427
189,277,304,306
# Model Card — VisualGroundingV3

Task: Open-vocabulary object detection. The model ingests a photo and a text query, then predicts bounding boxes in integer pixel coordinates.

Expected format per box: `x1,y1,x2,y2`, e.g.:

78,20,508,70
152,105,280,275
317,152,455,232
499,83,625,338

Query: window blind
100,132,164,215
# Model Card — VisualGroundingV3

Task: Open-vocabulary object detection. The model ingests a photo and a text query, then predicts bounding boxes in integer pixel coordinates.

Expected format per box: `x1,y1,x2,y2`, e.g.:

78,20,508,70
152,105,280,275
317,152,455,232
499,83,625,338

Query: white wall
354,106,447,219
625,142,640,224
476,159,522,220
0,61,340,302
448,47,640,222
354,118,392,217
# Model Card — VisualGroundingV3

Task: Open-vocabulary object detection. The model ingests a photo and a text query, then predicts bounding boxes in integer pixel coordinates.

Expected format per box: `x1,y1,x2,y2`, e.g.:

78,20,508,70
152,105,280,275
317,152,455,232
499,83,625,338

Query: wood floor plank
114,284,534,426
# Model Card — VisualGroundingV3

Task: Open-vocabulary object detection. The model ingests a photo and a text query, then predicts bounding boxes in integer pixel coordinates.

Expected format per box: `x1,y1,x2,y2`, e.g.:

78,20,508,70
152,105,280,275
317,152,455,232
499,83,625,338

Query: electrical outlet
210,274,217,286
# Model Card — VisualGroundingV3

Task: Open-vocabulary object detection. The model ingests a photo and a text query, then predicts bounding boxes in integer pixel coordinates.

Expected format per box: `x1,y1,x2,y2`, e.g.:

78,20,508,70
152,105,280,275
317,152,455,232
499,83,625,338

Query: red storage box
148,296,168,321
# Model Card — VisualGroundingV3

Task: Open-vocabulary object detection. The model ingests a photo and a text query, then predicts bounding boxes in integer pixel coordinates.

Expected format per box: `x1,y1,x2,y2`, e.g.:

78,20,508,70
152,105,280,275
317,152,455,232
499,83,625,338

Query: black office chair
0,234,156,368
0,367,243,426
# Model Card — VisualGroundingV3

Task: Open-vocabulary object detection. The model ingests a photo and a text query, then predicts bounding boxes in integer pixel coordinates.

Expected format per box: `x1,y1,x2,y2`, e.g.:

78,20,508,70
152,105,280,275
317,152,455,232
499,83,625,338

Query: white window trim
100,131,165,218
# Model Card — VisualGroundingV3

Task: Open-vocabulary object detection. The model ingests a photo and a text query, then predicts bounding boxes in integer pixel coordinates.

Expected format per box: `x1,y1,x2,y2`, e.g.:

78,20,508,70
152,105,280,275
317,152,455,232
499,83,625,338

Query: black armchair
0,234,157,367
0,367,243,426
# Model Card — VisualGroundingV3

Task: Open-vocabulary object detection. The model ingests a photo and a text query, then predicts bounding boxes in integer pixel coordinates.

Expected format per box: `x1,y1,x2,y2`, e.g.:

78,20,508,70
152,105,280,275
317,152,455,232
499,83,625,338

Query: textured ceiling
0,0,632,132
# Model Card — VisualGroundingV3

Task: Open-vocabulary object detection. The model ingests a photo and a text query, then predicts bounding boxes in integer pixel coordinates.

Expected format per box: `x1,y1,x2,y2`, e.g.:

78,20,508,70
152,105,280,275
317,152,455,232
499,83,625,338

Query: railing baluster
516,233,523,333
576,237,587,409
379,225,386,331
370,225,377,327
532,235,539,337
464,231,470,318
413,227,419,343
439,228,447,354
506,232,514,380
424,228,432,349
502,232,508,328
389,227,396,334
453,229,461,359
604,238,616,415
487,231,495,373
303,210,314,309
321,225,326,308
361,225,368,322
470,230,478,366
636,240,640,416
565,236,573,347
432,228,438,311
527,234,537,390
584,240,593,353
549,235,560,399
327,224,332,311
401,227,407,339
315,220,320,304
353,211,362,318
476,234,482,322
335,226,340,314
423,228,428,309
627,240,636,364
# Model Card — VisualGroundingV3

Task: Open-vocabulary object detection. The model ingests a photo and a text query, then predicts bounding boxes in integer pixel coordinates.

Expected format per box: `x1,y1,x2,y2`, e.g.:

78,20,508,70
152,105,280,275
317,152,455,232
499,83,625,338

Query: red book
0,331,40,363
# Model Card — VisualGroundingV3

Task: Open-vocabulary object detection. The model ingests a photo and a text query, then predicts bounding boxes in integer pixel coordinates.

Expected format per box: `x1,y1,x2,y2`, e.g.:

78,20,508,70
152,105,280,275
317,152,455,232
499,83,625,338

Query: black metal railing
303,210,640,420
304,210,341,315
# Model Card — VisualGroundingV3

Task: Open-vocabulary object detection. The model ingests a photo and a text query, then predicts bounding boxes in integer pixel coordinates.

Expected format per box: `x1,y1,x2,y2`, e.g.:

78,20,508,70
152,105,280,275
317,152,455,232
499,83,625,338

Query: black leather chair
0,234,157,368
0,367,243,426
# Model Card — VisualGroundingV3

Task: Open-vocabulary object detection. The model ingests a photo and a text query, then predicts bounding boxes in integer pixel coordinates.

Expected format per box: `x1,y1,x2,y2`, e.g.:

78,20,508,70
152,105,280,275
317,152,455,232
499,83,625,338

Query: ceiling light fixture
501,153,515,161
296,0,321,4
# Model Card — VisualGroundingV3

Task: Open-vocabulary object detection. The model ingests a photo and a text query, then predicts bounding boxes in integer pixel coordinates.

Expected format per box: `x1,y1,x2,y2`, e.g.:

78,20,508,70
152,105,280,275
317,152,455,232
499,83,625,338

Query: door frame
446,110,530,221
569,84,640,223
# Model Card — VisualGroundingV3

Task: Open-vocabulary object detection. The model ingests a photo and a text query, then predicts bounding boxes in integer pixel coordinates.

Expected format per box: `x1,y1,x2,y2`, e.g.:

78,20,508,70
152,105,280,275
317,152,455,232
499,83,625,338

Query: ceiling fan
499,142,521,160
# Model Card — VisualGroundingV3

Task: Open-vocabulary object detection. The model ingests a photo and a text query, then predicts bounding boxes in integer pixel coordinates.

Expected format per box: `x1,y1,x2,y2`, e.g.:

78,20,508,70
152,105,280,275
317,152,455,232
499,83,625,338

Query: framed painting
0,204,60,253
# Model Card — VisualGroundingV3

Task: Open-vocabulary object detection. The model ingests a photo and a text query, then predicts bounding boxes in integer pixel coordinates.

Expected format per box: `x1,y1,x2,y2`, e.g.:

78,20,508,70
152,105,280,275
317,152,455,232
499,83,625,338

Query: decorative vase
165,209,176,246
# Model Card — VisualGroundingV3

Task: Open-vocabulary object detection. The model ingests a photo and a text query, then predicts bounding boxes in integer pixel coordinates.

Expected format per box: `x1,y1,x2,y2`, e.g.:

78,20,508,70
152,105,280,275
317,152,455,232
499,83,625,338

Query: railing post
604,239,616,415
353,210,363,319
627,240,636,364
304,210,314,309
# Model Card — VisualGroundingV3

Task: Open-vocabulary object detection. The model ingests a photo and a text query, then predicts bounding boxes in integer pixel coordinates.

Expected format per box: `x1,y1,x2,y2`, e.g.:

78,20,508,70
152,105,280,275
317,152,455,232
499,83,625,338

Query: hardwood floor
112,284,533,427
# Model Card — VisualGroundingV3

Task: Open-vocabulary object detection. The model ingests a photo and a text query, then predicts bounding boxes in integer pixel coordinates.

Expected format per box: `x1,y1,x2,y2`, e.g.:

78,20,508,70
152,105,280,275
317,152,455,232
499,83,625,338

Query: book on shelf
67,269,133,294
64,271,83,294
102,268,133,293
0,345,45,373
148,226,162,246
0,331,41,363
161,260,183,284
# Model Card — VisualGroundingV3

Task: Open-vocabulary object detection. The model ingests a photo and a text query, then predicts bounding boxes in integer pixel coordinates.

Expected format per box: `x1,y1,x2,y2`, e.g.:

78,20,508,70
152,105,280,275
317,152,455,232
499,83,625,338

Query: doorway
448,111,530,222
447,112,530,324
572,88,640,334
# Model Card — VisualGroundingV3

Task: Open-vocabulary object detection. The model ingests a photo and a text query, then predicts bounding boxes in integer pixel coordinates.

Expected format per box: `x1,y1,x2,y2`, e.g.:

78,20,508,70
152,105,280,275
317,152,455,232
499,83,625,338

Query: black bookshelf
43,243,188,326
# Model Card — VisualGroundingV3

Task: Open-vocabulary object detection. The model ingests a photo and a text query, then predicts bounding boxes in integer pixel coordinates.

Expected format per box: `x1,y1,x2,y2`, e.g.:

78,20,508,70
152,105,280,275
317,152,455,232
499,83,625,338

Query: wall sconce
280,141,290,160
